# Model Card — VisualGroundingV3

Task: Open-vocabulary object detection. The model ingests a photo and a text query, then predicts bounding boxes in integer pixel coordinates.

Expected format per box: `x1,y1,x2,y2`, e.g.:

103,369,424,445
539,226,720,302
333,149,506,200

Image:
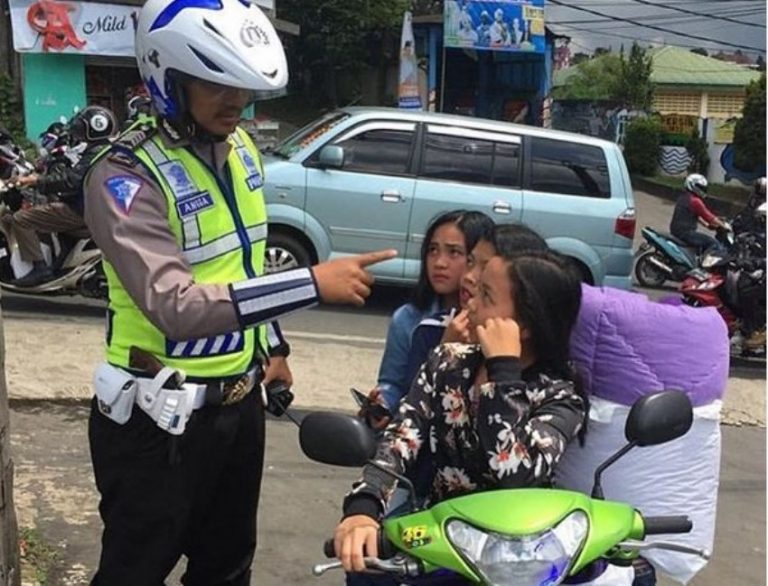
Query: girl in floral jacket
335,249,587,575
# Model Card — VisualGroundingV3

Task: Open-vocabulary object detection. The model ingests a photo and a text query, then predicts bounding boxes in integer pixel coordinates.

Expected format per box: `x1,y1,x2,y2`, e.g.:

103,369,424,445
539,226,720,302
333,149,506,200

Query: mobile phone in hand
350,387,390,420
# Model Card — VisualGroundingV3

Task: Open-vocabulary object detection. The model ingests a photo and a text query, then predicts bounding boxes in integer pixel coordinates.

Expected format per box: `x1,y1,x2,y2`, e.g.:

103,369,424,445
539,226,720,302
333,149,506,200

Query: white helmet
684,173,708,198
135,0,288,119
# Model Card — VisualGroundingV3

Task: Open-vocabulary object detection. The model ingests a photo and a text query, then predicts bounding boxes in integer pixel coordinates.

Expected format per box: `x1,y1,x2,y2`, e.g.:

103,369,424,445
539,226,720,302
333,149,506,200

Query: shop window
529,137,610,198
708,94,745,118
86,64,143,123
653,92,701,116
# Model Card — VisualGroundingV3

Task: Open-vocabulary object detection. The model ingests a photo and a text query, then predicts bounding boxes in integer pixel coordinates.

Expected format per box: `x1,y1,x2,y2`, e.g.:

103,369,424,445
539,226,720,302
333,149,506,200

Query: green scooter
298,390,711,585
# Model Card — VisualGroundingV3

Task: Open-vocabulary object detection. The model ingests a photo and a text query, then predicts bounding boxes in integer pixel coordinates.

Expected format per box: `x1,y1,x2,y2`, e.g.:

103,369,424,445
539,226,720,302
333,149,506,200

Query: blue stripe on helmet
149,0,223,32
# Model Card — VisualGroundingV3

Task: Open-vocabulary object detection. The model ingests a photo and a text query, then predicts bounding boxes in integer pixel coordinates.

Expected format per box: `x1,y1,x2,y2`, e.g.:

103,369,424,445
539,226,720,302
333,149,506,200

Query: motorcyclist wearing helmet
732,176,767,236
669,173,729,253
82,0,394,584
3,106,118,287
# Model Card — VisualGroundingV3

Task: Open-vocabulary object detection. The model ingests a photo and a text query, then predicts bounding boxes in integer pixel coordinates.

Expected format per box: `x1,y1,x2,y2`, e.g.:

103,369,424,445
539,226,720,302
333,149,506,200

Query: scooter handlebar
324,533,397,559
643,515,693,535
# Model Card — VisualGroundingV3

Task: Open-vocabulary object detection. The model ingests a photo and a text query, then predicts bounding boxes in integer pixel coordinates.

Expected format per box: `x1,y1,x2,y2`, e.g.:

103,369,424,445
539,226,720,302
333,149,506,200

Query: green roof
553,45,761,90
649,46,761,87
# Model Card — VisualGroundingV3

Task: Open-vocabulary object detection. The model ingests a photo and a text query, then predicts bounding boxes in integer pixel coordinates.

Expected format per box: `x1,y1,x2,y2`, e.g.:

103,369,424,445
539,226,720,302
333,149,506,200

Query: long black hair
504,250,588,441
492,222,549,256
412,210,494,311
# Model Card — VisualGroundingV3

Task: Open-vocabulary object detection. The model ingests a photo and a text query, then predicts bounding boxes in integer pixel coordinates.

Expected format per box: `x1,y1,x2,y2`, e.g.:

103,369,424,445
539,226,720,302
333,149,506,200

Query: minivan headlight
446,511,588,586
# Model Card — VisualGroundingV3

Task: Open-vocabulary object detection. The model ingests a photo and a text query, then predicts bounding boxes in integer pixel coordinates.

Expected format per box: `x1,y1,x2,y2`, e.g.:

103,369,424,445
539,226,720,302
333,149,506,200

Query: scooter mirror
625,390,693,447
299,411,377,467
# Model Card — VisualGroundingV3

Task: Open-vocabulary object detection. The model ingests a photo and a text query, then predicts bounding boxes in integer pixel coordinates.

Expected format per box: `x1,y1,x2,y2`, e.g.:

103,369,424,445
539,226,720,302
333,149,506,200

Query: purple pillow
570,285,729,407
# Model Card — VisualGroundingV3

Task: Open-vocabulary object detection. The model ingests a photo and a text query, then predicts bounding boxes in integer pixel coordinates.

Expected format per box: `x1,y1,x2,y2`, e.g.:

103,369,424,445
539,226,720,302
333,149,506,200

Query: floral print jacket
343,343,586,519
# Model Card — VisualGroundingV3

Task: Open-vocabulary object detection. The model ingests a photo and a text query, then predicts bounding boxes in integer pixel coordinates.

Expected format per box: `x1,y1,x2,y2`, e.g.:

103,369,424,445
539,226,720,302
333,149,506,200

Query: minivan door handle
492,200,512,214
381,190,404,203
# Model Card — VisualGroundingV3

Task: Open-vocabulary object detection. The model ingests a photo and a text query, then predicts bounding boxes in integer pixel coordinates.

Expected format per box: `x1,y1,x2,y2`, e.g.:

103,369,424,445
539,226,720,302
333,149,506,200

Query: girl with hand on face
410,222,549,365
336,249,587,576
360,210,494,429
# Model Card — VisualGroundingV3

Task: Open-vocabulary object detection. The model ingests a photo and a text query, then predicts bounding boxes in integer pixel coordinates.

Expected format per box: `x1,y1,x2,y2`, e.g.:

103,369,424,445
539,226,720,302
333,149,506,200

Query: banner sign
10,0,139,57
398,11,422,110
444,0,545,53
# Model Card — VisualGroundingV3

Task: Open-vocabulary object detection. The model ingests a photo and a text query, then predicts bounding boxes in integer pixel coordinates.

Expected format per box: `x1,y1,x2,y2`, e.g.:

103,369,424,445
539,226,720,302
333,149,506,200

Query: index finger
355,249,398,267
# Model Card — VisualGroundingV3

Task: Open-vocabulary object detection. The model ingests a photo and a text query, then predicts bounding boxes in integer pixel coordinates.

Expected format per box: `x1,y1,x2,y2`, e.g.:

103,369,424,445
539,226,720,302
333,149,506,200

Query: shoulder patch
105,175,143,214
115,124,156,150
106,150,138,169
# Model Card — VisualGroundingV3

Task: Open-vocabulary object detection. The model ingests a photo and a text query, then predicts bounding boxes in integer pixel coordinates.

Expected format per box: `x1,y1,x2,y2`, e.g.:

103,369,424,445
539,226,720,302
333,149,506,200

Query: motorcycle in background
0,177,106,299
634,225,733,288
679,229,766,358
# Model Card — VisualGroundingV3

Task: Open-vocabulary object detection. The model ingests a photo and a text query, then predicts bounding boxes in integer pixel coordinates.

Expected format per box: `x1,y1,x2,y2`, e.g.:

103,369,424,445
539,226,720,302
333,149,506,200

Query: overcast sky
545,0,766,58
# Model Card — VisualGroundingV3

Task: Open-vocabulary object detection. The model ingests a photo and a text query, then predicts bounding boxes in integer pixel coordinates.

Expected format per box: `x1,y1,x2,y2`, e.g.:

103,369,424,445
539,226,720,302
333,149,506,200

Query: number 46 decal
402,525,432,549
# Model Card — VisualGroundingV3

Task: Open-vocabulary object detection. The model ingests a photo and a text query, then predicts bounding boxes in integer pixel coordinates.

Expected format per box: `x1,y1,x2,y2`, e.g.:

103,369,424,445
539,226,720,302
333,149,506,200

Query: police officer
82,0,395,584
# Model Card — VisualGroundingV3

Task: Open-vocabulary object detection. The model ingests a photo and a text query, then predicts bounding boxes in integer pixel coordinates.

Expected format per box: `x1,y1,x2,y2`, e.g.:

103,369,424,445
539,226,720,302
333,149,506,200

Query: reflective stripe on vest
102,120,268,378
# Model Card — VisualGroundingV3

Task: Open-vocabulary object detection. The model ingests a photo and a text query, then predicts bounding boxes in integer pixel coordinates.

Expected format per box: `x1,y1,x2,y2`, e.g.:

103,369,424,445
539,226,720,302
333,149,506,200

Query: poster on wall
443,0,545,53
713,118,737,144
10,0,140,57
398,11,422,110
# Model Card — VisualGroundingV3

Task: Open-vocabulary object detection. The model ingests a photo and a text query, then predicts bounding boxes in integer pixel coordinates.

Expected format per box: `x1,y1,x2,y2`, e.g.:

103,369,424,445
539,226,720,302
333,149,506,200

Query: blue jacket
377,301,440,410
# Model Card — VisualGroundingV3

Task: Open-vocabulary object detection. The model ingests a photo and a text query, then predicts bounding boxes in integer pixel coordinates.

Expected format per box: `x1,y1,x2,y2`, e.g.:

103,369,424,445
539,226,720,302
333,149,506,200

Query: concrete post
0,294,20,586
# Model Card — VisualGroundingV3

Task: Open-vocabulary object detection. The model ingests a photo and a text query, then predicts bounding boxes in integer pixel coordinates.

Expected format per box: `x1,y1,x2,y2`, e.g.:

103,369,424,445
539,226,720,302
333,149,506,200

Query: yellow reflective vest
101,120,267,378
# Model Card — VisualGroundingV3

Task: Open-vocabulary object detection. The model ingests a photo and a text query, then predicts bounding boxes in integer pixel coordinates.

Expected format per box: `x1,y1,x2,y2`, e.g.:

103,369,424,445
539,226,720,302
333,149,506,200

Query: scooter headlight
446,511,588,586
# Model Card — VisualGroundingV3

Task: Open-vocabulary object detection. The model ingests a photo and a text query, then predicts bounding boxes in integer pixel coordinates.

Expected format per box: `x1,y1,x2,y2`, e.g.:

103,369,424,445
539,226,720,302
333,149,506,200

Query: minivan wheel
634,250,668,288
265,233,311,273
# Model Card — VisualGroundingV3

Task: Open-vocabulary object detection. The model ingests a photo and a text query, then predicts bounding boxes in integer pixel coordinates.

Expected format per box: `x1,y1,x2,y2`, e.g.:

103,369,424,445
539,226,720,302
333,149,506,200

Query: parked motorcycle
634,225,733,288
300,390,708,585
0,178,106,299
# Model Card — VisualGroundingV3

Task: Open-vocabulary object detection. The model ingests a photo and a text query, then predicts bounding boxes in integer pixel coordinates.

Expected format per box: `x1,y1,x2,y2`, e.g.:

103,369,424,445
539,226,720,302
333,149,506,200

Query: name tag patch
177,192,214,217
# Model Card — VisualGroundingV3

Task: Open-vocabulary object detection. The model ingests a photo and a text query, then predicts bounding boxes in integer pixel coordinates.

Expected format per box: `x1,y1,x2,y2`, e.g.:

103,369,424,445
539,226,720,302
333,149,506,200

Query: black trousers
88,390,266,585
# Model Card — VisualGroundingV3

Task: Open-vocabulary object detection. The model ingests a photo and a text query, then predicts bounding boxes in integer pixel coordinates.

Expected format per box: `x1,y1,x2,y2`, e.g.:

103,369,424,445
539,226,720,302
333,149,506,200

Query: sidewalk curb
632,176,744,217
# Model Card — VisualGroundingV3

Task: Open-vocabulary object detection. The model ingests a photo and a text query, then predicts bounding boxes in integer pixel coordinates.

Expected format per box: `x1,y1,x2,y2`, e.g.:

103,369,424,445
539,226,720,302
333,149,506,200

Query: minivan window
333,128,415,175
529,137,610,198
273,112,350,159
421,132,521,187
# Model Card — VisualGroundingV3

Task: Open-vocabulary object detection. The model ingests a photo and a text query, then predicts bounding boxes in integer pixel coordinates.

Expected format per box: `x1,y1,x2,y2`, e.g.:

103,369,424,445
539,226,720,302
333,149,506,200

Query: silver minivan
261,107,636,288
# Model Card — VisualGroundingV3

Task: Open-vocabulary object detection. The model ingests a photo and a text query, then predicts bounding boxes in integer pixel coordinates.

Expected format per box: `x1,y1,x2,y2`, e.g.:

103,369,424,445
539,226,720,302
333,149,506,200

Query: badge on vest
176,192,214,217
237,147,263,191
158,160,198,199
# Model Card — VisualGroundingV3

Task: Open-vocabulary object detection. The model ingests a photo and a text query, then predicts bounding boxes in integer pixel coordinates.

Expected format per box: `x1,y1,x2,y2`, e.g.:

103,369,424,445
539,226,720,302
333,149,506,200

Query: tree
571,52,590,66
0,74,27,145
690,47,708,57
279,0,409,106
593,47,611,57
617,43,654,110
757,55,766,72
624,117,663,176
732,74,766,172
685,127,710,175
553,54,623,100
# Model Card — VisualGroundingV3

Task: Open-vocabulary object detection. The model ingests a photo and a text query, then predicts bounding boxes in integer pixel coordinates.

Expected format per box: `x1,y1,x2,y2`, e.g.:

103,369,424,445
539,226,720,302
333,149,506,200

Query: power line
624,0,765,28
547,0,766,52
550,10,765,28
551,21,766,55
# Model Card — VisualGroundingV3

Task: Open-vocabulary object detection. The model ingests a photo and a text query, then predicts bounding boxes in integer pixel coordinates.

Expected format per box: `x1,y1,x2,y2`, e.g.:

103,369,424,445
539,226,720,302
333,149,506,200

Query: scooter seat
654,231,691,248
